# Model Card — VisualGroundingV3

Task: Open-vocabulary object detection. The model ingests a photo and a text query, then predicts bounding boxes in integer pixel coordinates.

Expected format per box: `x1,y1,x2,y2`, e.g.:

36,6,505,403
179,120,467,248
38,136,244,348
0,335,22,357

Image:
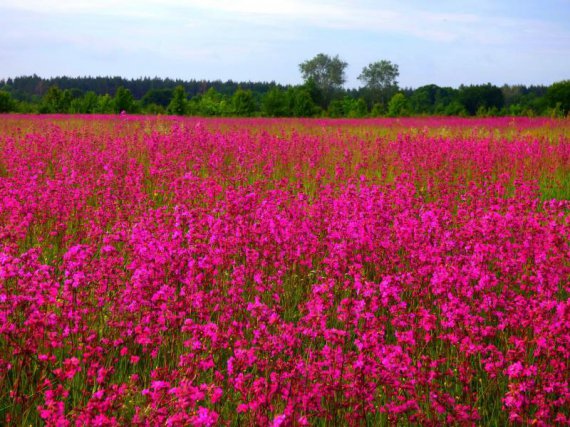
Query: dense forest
0,54,569,117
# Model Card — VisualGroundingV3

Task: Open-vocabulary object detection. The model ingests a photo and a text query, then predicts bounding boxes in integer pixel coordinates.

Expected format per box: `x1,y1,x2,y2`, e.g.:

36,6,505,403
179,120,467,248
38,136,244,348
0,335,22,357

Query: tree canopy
546,80,570,115
299,53,347,107
167,86,187,116
358,60,399,105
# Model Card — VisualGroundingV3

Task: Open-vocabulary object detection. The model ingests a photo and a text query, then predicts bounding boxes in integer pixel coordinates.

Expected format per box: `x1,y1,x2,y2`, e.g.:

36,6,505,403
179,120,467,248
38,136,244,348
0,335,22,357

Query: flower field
1,115,569,426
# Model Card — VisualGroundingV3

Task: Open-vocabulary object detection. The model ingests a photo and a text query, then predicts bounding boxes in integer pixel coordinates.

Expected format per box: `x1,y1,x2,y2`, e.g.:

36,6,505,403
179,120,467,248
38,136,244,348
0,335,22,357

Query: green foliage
69,91,99,114
167,86,187,116
442,101,467,116
370,102,385,117
352,98,368,118
0,90,15,113
231,88,256,117
546,80,570,116
0,71,559,118
195,88,229,116
409,84,454,115
113,86,135,114
328,97,368,118
83,92,99,114
476,105,500,117
458,84,504,116
14,101,37,113
262,87,289,117
358,60,399,105
327,99,345,118
302,78,324,109
290,88,317,117
96,94,114,114
144,103,167,115
387,93,409,117
299,53,347,107
409,88,432,115
142,89,173,108
40,86,72,113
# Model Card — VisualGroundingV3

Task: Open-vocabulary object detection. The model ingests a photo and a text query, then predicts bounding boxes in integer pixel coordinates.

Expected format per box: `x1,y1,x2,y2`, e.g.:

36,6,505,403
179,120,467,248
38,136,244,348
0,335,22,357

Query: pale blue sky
1,0,569,88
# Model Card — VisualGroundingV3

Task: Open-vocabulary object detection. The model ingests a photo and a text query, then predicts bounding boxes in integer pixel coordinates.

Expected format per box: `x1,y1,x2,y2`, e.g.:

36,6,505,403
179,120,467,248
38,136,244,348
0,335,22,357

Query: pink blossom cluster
0,115,569,425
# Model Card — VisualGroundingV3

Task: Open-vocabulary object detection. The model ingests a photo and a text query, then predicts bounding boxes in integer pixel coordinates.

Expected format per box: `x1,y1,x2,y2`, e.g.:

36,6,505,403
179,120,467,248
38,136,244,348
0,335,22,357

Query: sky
1,0,569,88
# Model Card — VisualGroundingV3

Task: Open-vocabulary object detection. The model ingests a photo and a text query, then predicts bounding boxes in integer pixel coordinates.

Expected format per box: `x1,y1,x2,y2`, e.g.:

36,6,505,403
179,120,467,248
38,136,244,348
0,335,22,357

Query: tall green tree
262,87,288,117
231,88,256,116
40,85,72,113
387,93,409,117
0,91,15,113
167,85,188,116
142,88,173,108
546,80,570,116
96,94,114,114
328,97,368,118
82,91,99,114
69,91,99,113
196,88,228,116
287,88,317,117
358,60,399,106
113,86,135,113
457,84,504,116
409,84,438,114
302,78,324,109
299,53,347,108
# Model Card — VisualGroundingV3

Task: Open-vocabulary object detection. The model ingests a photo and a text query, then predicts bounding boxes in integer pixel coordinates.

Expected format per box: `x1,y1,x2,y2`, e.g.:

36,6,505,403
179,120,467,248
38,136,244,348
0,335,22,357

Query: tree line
1,54,569,117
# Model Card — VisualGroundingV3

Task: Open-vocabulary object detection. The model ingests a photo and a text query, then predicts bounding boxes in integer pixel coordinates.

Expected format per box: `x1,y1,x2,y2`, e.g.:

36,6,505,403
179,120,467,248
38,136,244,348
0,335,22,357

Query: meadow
1,115,569,426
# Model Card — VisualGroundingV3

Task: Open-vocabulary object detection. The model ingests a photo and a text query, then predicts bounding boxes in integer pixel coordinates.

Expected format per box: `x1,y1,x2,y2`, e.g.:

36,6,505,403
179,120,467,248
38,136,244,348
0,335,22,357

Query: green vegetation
299,53,348,108
358,59,399,107
0,58,568,117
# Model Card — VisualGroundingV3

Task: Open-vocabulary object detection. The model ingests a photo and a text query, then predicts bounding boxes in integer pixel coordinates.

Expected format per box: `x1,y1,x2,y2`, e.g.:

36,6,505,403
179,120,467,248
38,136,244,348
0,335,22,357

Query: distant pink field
1,116,569,426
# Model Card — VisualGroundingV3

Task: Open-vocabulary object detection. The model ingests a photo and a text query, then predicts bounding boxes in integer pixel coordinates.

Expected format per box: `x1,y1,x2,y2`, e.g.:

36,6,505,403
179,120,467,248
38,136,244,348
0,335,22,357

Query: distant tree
358,60,399,106
370,103,385,117
351,97,368,118
69,98,83,114
96,94,114,114
387,93,409,117
142,88,174,108
407,84,458,115
443,100,467,116
457,84,504,116
409,90,431,115
0,91,15,113
289,88,317,117
328,97,368,118
145,103,167,115
167,86,188,116
40,85,71,113
67,88,83,100
409,84,438,114
262,87,288,117
196,88,228,116
501,84,525,108
433,87,457,114
113,86,135,113
299,53,347,107
69,91,99,114
327,99,345,118
302,78,324,109
232,88,256,116
82,91,99,113
546,80,570,116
